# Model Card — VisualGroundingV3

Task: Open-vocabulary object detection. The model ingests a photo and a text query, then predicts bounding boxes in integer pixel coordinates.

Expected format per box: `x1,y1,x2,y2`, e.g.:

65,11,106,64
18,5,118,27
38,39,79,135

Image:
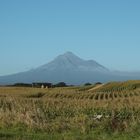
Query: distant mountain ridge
0,52,140,85
36,52,109,72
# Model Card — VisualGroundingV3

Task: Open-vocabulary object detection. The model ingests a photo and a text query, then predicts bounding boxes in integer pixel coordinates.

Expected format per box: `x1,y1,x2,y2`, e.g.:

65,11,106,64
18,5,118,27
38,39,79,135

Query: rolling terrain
0,80,140,139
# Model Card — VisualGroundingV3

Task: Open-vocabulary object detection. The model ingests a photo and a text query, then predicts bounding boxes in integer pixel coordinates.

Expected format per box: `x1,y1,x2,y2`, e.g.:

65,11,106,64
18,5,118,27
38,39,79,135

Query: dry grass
0,83,139,136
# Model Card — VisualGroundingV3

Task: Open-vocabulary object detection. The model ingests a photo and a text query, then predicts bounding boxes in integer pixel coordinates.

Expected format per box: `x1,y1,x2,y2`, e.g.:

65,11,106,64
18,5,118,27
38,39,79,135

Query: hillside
89,80,140,92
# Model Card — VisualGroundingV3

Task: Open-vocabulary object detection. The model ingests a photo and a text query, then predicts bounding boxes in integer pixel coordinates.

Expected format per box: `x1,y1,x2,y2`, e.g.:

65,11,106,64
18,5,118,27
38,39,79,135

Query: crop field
0,80,140,140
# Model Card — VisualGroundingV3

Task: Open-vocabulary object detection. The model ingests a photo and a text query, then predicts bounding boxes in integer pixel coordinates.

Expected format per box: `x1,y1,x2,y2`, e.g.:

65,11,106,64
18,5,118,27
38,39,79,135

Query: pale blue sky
0,0,140,76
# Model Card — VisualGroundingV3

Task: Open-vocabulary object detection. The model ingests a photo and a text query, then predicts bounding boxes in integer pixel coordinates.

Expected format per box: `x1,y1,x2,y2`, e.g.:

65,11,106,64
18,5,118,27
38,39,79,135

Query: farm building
32,82,52,88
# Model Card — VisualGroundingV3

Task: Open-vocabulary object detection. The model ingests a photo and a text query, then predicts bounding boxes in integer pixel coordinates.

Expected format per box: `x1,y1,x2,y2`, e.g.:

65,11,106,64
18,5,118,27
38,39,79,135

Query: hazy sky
0,0,140,76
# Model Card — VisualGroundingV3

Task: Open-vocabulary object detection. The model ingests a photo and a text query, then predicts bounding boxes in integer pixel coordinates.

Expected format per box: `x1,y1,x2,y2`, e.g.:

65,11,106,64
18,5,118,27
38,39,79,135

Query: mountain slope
36,52,109,72
0,52,140,85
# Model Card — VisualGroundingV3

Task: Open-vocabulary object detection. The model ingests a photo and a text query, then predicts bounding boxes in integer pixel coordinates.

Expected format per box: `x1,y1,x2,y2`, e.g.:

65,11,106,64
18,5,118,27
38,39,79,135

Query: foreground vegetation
0,80,140,139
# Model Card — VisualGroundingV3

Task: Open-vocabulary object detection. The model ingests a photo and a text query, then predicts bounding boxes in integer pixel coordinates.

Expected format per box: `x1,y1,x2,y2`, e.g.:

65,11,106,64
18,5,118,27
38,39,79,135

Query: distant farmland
0,80,140,140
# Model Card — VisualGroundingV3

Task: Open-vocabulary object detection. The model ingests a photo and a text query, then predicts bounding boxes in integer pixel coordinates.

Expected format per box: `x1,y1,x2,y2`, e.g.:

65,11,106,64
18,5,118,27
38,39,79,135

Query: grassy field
0,80,140,140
